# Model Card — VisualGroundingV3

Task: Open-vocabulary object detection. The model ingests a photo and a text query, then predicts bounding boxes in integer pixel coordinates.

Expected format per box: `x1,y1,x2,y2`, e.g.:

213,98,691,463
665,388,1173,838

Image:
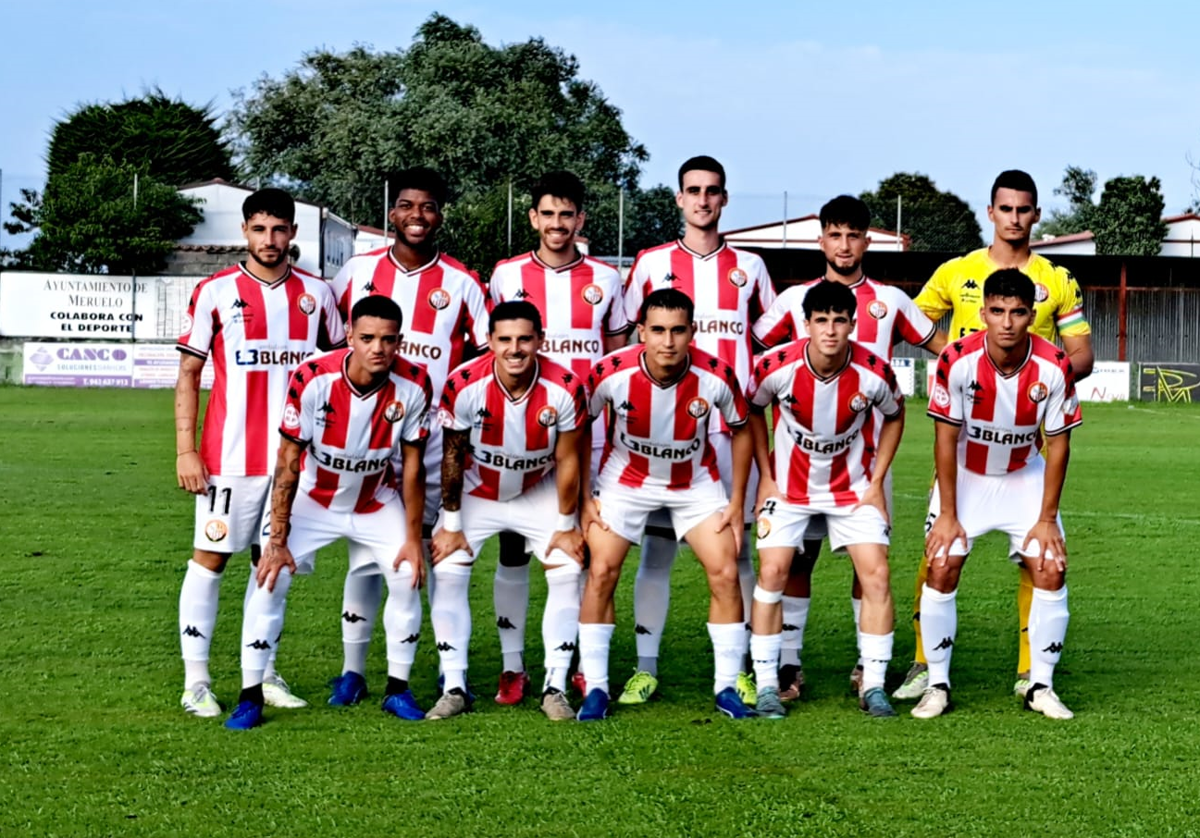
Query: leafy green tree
229,14,674,270
5,154,202,274
1036,165,1098,239
860,172,982,252
1092,175,1168,256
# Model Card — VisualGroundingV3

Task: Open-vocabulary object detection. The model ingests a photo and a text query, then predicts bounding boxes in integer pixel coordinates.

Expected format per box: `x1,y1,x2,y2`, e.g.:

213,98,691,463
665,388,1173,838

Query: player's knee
706,560,740,596
757,558,789,591
1031,567,1065,591
586,560,622,596
192,549,230,573
856,561,891,597
925,562,959,593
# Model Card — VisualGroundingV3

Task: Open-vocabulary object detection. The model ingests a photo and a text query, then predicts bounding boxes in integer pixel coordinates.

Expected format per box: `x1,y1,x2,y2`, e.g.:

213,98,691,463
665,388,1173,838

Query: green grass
1,388,1199,837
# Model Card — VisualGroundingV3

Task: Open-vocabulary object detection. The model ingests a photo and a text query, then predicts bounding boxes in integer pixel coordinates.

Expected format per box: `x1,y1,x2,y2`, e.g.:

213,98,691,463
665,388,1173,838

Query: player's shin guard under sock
430,562,473,693
851,597,864,664
542,563,582,693
180,560,222,686
780,596,809,668
493,561,530,673
634,535,677,658
342,571,382,675
242,563,280,680
708,622,747,694
241,567,293,682
920,585,957,688
1027,586,1069,689
750,633,783,690
578,623,615,696
859,632,893,692
383,562,422,684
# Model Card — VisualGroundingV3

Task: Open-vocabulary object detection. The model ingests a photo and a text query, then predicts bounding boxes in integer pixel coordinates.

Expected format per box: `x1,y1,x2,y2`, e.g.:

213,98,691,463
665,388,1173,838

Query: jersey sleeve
622,254,650,326
461,275,491,350
752,286,801,347
1043,361,1083,436
330,260,354,321
318,283,347,349
558,381,590,432
1053,268,1091,337
914,261,956,322
716,365,749,427
746,357,777,409
400,374,433,444
873,365,905,419
177,280,215,358
587,362,610,419
280,369,313,445
748,256,777,326
487,261,506,306
927,348,962,424
893,290,937,347
603,275,631,335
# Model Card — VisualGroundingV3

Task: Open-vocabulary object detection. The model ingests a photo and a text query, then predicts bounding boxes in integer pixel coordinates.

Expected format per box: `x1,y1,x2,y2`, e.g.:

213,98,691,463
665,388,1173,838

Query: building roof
177,178,325,209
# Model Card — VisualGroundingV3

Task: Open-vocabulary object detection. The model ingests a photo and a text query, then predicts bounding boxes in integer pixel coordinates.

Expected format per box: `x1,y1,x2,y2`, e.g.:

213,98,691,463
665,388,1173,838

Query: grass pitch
1,387,1198,837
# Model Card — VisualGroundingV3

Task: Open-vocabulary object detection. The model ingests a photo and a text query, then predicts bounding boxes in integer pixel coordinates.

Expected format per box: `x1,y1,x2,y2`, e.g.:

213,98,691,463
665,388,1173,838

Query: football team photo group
174,158,1092,730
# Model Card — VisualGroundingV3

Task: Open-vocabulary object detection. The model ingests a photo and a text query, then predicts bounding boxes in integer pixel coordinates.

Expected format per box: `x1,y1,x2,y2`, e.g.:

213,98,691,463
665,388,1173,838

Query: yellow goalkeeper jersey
915,248,1091,341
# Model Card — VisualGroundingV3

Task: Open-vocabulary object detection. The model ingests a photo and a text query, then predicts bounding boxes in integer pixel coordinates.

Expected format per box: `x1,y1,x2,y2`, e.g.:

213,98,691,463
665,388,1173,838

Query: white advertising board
1078,361,1130,402
132,344,215,389
23,342,214,389
890,357,915,397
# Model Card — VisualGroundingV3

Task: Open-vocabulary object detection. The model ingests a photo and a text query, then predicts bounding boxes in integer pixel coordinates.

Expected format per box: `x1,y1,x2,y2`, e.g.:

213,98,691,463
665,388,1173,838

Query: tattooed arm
430,428,472,564
257,436,303,592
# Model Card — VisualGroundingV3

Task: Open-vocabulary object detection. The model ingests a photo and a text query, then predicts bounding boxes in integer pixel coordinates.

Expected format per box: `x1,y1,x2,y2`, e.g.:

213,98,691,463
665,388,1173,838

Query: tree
1092,175,1168,256
228,14,676,271
4,154,202,274
1035,165,1098,239
859,173,982,252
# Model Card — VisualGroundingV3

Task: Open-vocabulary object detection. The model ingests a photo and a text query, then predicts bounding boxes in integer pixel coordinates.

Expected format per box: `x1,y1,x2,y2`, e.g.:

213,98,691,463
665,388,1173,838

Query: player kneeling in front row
915,268,1080,720
577,289,754,721
428,301,589,721
747,281,905,719
227,296,432,729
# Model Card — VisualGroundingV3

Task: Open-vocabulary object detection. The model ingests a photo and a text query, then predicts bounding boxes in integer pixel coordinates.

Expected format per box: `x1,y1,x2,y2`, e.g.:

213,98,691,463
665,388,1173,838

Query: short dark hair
639,288,694,324
489,300,543,334
802,280,857,320
350,294,404,330
819,195,871,231
991,170,1038,206
242,188,295,223
531,171,585,212
389,167,448,208
983,269,1035,308
678,155,726,190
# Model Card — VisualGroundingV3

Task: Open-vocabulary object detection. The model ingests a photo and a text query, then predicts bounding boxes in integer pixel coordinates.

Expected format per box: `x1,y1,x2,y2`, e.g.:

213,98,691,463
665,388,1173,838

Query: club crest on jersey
204,520,228,543
384,400,405,423
537,405,559,427
932,383,951,409
437,407,455,429
297,293,317,316
867,300,888,320
1034,283,1050,303
686,397,711,419
180,313,193,334
1028,382,1049,403
282,403,301,430
849,392,870,413
427,288,451,311
581,283,604,306
727,267,748,288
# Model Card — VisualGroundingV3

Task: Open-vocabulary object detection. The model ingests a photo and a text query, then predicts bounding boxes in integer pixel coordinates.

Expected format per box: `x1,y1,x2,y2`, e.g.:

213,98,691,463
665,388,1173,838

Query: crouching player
427,301,589,721
577,288,753,721
915,269,1081,720
747,281,905,719
227,295,432,729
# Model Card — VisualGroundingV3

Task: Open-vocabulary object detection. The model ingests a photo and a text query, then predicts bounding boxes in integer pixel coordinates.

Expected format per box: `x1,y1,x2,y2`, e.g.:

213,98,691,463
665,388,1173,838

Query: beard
827,258,859,277
249,247,287,269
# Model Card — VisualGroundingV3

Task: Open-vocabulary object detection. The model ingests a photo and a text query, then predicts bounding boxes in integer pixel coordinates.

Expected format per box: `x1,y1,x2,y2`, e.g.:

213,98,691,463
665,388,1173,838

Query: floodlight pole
130,174,139,344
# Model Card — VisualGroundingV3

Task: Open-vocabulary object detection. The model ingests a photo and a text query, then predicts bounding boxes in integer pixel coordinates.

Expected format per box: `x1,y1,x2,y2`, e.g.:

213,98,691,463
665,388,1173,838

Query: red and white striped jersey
749,340,904,508
589,344,748,491
280,349,432,514
438,353,588,502
753,276,936,359
178,264,345,477
623,241,775,430
331,248,489,402
928,331,1082,475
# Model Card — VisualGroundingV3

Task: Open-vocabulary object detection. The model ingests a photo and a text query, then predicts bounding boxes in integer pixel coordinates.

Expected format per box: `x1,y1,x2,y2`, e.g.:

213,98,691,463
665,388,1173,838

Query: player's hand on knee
580,496,607,538
394,538,426,587
547,528,585,566
925,515,964,569
257,543,296,592
1024,521,1067,573
853,484,889,526
715,504,742,556
176,452,209,495
430,530,471,565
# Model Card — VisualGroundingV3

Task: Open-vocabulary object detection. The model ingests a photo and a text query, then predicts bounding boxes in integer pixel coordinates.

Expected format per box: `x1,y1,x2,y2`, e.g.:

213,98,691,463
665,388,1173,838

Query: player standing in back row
175,188,344,718
619,156,775,705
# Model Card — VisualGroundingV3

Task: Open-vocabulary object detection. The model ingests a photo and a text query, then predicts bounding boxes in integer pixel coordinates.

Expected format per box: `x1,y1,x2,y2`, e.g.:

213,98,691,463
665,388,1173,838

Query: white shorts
757,498,890,553
802,470,893,542
642,430,758,538
437,473,574,565
192,475,270,554
926,457,1065,560
596,475,728,546
286,491,412,576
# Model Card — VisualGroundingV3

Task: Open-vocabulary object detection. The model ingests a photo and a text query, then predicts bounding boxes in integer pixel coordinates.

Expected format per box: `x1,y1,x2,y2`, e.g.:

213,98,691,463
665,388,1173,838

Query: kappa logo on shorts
867,300,888,320
384,400,406,423
848,391,870,413
297,292,317,316
537,405,559,427
1028,382,1049,403
204,520,228,543
931,383,951,409
427,288,451,311
1035,283,1050,303
581,283,604,306
727,267,748,288
686,397,711,419
282,403,301,430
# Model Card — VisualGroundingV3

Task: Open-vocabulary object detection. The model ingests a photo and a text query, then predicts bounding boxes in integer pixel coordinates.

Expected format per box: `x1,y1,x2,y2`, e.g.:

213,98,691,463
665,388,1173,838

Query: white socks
383,563,422,682
494,562,530,673
341,571,382,675
780,595,809,668
633,534,677,661
920,584,957,688
750,633,783,690
578,623,615,696
1028,586,1069,689
240,565,293,688
430,562,474,692
180,560,222,687
858,632,893,692
708,622,747,694
542,564,582,692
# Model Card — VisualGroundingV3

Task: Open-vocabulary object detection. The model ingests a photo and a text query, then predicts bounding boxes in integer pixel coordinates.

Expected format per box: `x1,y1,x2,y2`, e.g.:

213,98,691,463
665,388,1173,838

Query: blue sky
3,0,1199,246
